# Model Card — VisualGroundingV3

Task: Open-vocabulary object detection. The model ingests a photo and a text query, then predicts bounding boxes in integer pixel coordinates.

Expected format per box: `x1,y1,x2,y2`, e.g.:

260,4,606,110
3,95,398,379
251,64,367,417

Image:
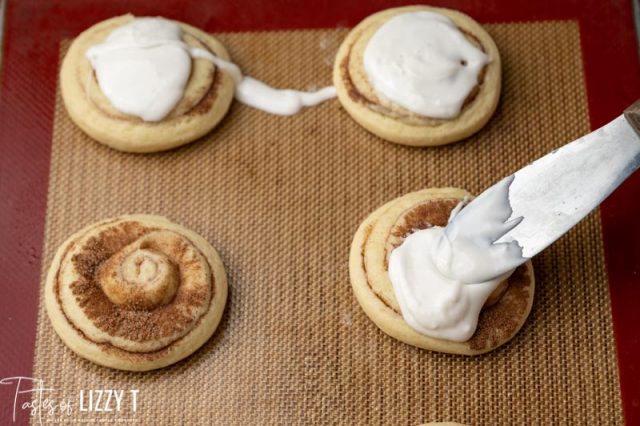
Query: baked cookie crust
333,6,501,146
60,15,235,153
349,188,534,355
45,214,228,371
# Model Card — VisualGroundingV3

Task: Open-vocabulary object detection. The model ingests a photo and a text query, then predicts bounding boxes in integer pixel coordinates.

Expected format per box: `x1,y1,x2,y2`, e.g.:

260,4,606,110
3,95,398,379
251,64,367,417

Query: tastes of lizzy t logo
0,377,140,424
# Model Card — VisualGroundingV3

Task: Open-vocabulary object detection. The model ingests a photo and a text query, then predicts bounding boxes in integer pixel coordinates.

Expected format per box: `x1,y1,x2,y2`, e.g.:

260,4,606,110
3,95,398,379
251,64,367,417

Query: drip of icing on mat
86,17,336,121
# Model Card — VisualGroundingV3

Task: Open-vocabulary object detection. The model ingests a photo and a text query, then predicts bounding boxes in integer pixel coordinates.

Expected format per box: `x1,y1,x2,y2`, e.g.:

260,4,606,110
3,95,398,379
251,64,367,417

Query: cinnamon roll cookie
334,6,501,146
45,215,228,371
60,15,235,153
349,189,534,355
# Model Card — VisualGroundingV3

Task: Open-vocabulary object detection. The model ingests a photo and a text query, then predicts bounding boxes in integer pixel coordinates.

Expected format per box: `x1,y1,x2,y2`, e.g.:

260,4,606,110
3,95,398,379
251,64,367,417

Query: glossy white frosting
388,226,504,341
86,18,191,121
363,11,489,119
86,17,336,121
388,180,525,342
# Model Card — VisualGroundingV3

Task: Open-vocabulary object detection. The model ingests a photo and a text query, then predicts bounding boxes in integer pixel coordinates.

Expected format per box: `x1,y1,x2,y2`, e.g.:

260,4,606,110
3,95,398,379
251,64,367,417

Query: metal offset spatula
445,100,640,277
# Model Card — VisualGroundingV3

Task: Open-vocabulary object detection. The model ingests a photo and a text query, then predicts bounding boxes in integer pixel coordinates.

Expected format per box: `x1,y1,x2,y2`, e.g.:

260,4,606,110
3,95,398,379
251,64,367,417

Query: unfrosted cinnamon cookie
60,15,235,153
45,215,228,371
334,6,501,146
349,188,534,355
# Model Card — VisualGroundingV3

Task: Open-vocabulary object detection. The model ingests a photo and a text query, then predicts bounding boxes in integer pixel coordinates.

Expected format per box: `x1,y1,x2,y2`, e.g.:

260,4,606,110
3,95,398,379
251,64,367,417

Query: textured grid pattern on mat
34,22,622,425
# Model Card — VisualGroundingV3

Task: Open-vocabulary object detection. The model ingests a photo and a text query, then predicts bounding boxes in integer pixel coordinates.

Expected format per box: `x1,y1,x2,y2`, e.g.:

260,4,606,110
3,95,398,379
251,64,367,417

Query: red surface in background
0,0,638,424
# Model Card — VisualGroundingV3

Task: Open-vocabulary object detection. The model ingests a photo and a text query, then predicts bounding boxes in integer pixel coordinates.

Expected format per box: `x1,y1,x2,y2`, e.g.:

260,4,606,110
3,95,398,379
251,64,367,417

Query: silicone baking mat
27,22,620,425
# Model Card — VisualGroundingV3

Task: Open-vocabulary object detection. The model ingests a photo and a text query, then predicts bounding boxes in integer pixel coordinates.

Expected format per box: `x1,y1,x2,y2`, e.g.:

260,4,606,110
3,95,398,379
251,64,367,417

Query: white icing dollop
85,17,336,121
86,18,192,121
388,179,526,342
389,226,503,341
363,11,489,119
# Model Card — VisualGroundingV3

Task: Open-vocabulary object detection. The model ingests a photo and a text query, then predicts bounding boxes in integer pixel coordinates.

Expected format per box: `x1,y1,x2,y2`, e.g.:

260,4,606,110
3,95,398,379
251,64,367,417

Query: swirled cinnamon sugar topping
64,221,212,344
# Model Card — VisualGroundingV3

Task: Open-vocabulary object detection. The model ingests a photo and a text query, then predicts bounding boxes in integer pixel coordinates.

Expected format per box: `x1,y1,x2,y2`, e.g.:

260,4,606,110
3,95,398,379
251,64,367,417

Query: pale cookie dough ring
333,6,501,146
45,215,228,371
349,188,534,355
60,14,235,153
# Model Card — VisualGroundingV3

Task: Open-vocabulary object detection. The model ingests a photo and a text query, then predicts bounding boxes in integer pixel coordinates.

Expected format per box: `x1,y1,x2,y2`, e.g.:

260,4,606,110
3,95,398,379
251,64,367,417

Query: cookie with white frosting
45,215,228,371
60,15,235,153
349,188,534,355
334,6,501,146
